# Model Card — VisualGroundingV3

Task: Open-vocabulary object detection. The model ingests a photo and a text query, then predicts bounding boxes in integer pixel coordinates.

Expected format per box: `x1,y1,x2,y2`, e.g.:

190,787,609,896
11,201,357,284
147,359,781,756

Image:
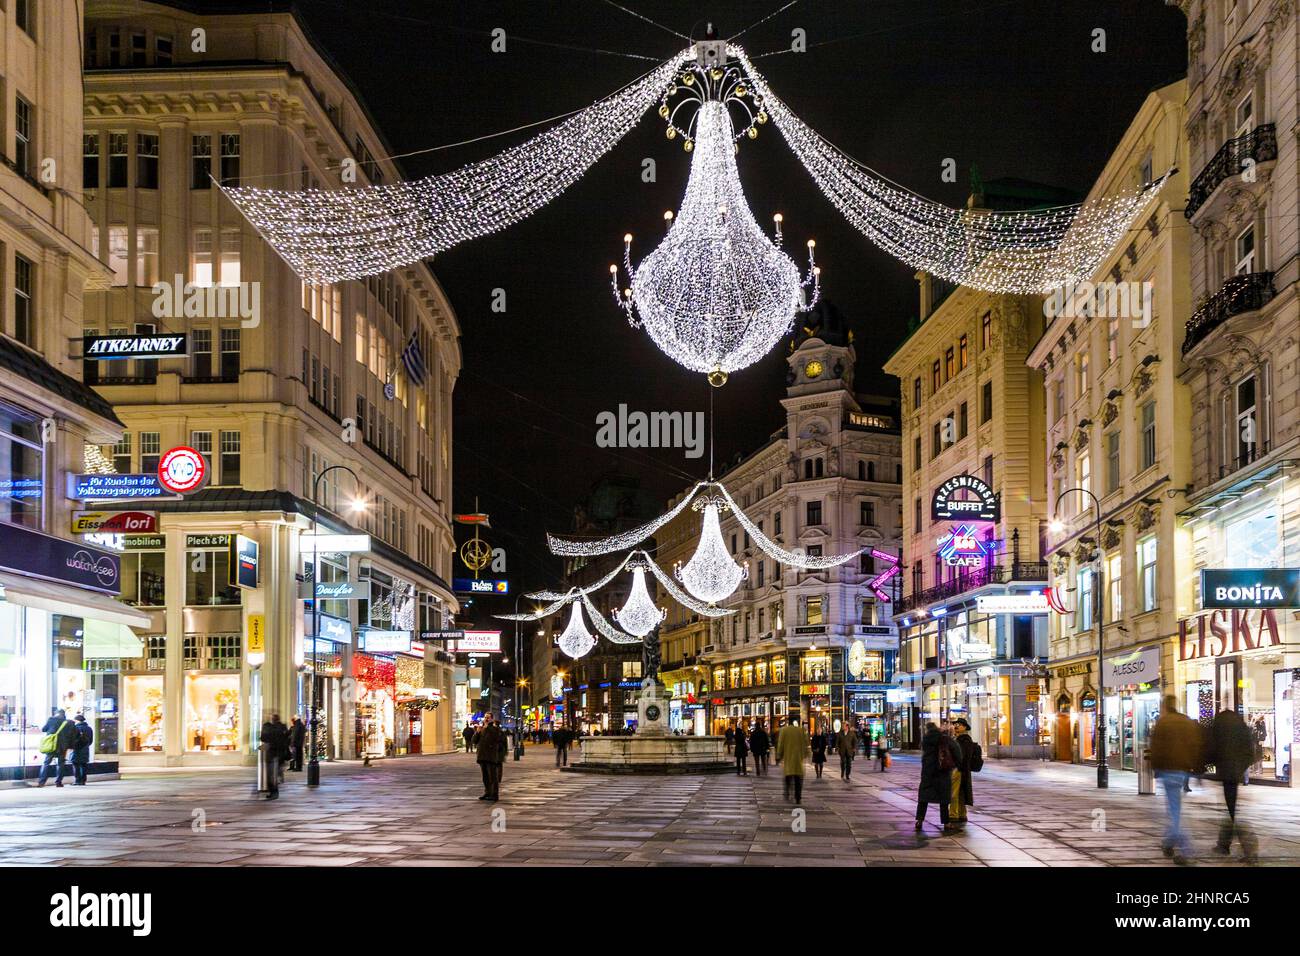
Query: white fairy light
219,52,691,284
732,46,1167,295
548,482,706,557
579,591,640,644
612,97,818,385
640,551,735,618
557,600,597,659
675,498,748,605
715,482,862,570
612,565,667,637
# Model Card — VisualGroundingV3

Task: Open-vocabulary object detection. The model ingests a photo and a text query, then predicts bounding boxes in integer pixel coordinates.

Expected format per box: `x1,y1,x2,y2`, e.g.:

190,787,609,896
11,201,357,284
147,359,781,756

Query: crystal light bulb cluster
556,600,596,660
674,499,748,606
612,565,667,637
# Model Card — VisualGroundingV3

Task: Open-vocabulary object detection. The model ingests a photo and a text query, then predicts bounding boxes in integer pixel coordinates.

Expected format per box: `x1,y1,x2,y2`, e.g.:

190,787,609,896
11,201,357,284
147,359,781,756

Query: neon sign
938,524,995,568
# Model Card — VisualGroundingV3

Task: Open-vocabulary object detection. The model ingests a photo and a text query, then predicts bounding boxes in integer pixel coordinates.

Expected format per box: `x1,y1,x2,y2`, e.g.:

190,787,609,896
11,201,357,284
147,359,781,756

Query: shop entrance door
1055,712,1072,761
1120,696,1136,771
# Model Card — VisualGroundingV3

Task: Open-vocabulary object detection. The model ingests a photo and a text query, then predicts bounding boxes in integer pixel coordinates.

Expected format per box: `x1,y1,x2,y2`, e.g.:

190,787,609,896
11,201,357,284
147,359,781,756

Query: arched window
867,460,875,481
857,460,866,481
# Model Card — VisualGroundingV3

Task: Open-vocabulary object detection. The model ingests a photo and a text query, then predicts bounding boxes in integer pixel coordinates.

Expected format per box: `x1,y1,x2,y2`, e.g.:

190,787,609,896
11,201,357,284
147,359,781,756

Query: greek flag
400,331,427,387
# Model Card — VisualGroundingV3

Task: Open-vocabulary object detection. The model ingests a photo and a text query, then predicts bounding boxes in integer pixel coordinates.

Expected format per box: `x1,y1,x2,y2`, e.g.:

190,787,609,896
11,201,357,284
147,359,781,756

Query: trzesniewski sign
83,333,187,360
931,474,999,522
1200,568,1300,609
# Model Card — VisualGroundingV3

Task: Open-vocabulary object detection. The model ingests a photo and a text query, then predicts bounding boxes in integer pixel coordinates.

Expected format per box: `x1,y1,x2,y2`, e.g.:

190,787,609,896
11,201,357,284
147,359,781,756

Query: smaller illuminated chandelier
556,600,597,660
675,497,748,605
612,562,667,638
611,59,819,386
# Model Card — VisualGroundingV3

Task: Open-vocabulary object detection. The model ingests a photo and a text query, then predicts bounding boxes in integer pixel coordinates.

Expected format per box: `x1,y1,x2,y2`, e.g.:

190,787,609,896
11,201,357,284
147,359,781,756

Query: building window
981,380,993,424
1105,431,1120,494
13,254,34,346
1077,567,1094,632
155,35,173,66
1234,225,1256,274
186,545,238,606
140,432,161,475
1107,314,1119,364
982,454,993,488
1076,450,1091,511
912,377,921,408
16,0,35,37
913,435,921,472
190,431,212,473
104,132,128,188
914,497,922,531
220,328,241,380
219,431,241,486
192,229,213,286
1077,351,1090,395
774,511,781,536
805,596,824,626
958,334,968,370
981,311,991,350
1138,536,1157,612
219,229,241,286
0,403,43,528
806,500,822,526
110,434,132,474
131,32,147,67
944,347,954,381
1235,374,1257,466
136,133,159,188
931,360,940,393
103,226,129,286
1140,401,1156,470
83,133,99,189
14,96,32,175
135,227,158,287
931,421,941,459
191,329,212,378
120,548,166,607
958,401,968,440
192,135,211,189
219,134,241,185
1106,553,1122,623
1053,378,1065,422
860,501,875,526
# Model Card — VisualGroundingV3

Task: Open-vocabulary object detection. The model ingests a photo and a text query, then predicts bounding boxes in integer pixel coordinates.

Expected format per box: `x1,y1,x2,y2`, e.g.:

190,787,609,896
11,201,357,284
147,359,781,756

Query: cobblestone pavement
2,748,1297,866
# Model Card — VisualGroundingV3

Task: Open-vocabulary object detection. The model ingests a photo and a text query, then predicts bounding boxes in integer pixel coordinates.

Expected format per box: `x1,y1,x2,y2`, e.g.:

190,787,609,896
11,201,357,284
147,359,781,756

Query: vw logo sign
158,446,207,494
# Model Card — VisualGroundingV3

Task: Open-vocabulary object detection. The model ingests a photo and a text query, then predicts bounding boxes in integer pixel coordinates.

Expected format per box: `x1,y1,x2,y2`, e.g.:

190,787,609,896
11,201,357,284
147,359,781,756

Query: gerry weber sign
931,474,999,522
1200,569,1300,609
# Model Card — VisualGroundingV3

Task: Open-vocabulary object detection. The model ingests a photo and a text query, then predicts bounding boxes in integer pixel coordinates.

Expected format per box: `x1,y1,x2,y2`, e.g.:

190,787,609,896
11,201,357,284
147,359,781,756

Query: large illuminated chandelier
610,63,818,386
612,563,667,638
674,497,748,605
556,600,597,660
220,42,1166,300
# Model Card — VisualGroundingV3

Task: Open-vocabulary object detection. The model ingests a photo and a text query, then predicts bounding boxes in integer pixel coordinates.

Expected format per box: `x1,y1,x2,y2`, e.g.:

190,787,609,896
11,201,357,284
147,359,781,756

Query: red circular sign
158,446,207,494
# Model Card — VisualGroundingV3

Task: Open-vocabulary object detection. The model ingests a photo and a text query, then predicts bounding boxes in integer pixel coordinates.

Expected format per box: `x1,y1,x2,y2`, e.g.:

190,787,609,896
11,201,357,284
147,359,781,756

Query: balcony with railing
1185,124,1277,219
895,561,1049,615
1182,272,1275,355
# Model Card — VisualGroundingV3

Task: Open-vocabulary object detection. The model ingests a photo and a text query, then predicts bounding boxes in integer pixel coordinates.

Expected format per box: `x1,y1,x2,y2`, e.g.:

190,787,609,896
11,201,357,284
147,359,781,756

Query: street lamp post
513,593,523,759
307,464,366,788
1050,486,1107,790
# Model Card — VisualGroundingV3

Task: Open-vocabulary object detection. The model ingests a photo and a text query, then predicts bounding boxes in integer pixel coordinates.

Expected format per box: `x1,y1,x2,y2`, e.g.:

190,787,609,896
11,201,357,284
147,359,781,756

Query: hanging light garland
674,497,748,606
611,65,819,386
556,600,597,659
579,591,640,644
612,563,667,637
547,482,705,557
731,47,1168,295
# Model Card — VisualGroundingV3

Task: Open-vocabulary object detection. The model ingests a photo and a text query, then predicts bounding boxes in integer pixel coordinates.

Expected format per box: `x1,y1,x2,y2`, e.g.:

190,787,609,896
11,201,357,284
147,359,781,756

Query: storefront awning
82,618,144,659
0,570,151,629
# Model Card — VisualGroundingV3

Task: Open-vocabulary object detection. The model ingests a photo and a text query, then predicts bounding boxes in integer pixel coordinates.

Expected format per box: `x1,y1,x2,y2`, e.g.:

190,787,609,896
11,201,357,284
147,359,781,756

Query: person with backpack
70,714,94,786
916,721,962,834
37,709,76,787
951,717,981,827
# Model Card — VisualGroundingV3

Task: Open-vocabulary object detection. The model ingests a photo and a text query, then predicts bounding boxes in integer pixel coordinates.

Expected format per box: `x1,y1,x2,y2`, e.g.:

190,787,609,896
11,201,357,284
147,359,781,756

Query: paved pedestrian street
3,750,1297,867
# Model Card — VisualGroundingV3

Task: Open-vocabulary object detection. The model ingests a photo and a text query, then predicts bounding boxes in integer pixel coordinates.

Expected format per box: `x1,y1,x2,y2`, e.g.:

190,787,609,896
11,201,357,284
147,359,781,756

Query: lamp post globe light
1050,486,1107,790
307,465,367,788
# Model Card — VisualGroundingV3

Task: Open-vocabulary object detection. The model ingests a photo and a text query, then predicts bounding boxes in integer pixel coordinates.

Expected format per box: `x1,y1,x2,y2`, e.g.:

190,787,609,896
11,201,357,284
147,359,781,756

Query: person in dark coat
915,722,961,833
724,726,735,754
70,714,94,786
476,714,507,800
749,721,771,776
553,727,572,767
1205,708,1259,861
951,718,975,827
876,733,889,772
259,713,290,799
288,716,307,771
733,725,749,775
810,727,827,778
462,724,475,753
37,709,76,787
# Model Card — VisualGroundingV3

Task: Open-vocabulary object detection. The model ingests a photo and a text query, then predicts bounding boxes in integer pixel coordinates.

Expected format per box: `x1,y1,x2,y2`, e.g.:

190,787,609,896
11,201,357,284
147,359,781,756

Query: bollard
1137,748,1155,795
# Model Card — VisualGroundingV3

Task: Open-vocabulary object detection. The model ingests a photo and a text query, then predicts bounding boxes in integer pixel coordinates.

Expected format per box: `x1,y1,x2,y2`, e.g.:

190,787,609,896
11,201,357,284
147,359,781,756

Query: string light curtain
219,51,692,284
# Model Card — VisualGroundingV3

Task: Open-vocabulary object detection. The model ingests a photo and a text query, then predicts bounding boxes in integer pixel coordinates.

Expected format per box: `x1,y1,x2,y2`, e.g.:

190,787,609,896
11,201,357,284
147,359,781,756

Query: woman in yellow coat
775,716,812,804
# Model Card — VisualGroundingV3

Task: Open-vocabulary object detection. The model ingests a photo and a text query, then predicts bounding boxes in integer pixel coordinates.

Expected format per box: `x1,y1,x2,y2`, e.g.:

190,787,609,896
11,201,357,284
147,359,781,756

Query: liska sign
1178,607,1282,662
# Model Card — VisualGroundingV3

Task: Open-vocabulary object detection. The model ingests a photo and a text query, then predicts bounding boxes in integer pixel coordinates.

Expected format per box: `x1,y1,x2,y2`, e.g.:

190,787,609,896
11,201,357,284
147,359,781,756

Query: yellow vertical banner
247,613,266,654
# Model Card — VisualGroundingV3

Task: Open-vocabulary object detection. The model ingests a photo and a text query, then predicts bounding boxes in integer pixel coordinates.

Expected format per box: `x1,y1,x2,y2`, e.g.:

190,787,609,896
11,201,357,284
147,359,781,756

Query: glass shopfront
1104,690,1160,772
354,652,395,758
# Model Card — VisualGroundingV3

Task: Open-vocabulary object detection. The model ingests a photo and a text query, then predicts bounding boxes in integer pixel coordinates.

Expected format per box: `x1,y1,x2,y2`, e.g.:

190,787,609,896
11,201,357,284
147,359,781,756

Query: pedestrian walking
876,734,890,772
950,717,980,827
36,709,75,788
554,727,572,767
70,714,94,786
259,712,290,799
289,716,307,771
915,722,962,833
1149,695,1203,863
750,721,771,776
724,726,735,754
775,716,811,804
734,725,749,775
810,727,827,778
836,722,858,780
476,714,507,801
1205,708,1259,862
462,724,475,753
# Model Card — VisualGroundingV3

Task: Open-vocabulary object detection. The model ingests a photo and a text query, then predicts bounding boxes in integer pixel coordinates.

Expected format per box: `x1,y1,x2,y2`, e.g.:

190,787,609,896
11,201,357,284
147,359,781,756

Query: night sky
290,0,1187,608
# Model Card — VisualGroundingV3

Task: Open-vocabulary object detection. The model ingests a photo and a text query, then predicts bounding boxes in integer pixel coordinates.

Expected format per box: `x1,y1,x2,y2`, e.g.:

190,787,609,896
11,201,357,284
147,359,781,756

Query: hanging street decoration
675,497,748,606
556,600,597,660
611,563,667,638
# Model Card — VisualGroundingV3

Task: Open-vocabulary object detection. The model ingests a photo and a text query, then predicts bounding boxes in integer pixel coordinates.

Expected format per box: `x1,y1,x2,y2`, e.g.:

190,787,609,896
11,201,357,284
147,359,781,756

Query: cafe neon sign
938,524,996,568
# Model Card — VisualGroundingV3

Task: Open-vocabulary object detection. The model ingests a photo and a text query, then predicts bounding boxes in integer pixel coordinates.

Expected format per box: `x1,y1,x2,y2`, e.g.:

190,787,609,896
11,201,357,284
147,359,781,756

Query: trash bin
1137,748,1155,795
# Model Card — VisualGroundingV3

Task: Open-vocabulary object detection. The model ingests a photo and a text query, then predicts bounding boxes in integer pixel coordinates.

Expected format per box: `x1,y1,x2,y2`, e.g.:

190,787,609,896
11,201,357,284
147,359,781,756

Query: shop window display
184,673,240,751
123,675,165,751
186,546,241,606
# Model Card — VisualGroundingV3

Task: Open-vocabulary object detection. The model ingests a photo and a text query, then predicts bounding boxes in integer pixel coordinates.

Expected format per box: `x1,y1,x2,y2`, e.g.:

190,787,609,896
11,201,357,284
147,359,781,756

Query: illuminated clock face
805,360,824,378
847,639,867,679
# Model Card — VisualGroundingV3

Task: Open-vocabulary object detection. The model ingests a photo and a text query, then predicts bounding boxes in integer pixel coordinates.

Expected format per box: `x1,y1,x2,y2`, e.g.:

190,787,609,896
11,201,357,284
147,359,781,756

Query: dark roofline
145,486,450,593
0,337,122,427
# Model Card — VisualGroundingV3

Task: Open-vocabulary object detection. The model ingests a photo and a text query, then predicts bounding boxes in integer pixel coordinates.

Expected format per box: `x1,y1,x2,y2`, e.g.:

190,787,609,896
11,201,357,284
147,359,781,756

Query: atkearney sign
931,474,999,522
83,333,187,360
1200,569,1300,609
